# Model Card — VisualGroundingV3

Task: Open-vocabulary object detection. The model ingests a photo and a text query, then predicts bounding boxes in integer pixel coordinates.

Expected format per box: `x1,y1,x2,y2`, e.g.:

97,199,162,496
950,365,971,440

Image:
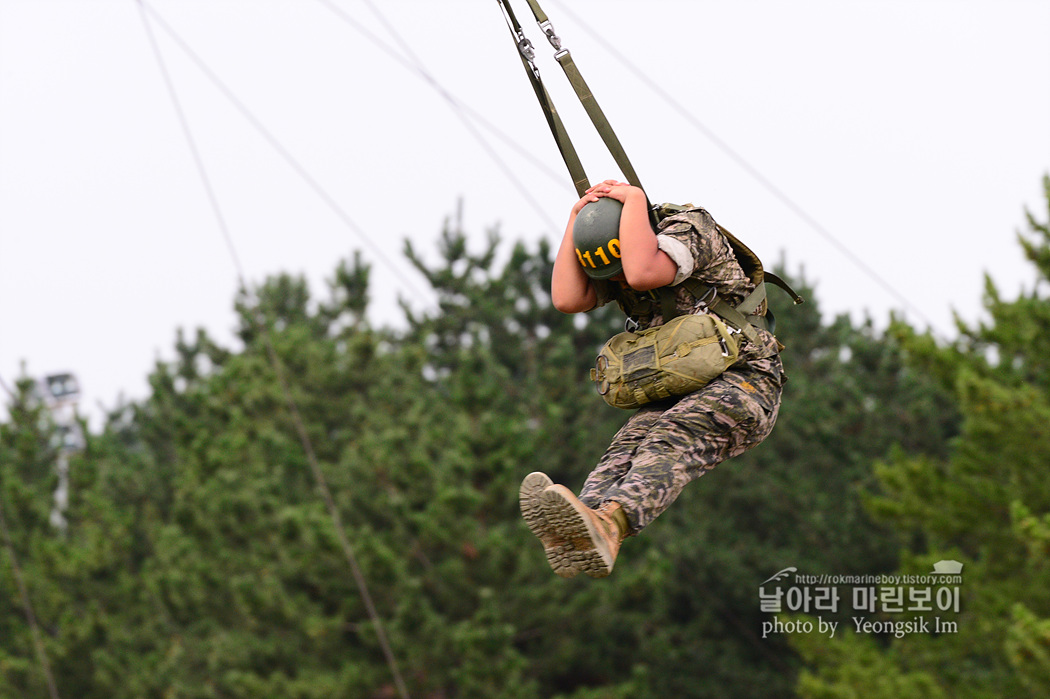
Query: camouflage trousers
578,355,783,534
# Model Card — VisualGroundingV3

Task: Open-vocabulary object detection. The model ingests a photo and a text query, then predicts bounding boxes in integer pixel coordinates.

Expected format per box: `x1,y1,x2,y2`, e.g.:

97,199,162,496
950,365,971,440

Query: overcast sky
2,0,1048,427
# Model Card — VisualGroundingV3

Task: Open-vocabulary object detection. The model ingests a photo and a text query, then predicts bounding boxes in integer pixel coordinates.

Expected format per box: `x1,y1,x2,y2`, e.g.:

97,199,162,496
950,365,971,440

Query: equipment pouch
590,313,739,409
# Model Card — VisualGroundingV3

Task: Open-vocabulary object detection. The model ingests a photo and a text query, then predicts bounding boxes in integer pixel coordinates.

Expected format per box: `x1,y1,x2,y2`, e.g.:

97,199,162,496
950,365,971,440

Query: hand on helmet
586,179,628,192
573,180,636,215
589,180,638,204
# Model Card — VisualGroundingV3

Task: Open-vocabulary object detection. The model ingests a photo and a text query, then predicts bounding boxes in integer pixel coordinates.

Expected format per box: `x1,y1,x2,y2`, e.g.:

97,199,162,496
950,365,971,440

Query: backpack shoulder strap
658,224,803,341
763,271,805,305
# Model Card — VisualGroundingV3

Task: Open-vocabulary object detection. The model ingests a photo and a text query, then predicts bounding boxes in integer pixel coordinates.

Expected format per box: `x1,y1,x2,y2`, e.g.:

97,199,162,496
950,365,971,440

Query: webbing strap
521,0,551,23
530,74,590,195
664,281,761,344
553,49,645,193
495,0,589,195
736,281,767,316
708,295,760,344
496,0,799,327
496,0,647,201
764,271,805,305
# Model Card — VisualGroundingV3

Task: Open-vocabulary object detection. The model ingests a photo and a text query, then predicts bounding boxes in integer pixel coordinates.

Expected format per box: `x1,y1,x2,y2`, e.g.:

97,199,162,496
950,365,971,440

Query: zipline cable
138,0,426,300
547,0,942,335
135,0,243,283
136,4,410,697
314,0,564,234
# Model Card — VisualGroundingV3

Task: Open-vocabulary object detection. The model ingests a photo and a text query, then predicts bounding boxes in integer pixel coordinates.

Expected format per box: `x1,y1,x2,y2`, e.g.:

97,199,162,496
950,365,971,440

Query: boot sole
519,472,579,579
540,485,615,578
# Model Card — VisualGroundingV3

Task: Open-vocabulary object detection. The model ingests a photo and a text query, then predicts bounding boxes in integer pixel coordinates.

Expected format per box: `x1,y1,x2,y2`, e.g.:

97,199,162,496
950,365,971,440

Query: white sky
2,0,1048,427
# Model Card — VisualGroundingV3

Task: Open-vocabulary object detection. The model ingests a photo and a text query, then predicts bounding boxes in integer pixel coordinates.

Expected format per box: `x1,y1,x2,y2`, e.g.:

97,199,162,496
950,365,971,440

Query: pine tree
0,201,975,697
0,376,62,697
794,175,1050,698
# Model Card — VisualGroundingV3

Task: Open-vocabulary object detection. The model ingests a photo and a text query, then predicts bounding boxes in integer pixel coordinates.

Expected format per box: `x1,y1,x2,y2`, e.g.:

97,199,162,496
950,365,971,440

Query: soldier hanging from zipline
522,181,797,578
493,0,802,577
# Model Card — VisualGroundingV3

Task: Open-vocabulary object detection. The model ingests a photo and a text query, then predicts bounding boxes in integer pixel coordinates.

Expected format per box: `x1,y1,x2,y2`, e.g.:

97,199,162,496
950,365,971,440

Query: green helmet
572,197,623,280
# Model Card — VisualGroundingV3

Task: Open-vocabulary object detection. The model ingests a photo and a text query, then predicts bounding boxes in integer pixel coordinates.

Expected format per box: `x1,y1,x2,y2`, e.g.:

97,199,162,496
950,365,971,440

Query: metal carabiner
594,355,610,395
538,20,562,51
517,37,537,62
695,285,718,313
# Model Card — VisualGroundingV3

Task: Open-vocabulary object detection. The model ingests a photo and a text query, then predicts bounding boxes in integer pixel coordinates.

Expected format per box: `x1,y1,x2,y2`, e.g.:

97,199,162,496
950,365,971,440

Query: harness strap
735,279,767,316
520,0,551,23
707,293,760,344
552,49,645,194
671,280,760,344
495,0,589,195
495,0,804,341
496,0,651,217
622,282,772,342
658,286,678,325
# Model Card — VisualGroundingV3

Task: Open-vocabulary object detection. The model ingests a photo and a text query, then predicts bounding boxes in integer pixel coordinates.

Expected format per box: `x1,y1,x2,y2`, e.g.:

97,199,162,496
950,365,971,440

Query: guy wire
550,0,944,338
318,0,567,185
315,0,565,235
138,0,425,300
136,0,244,284
136,3,410,697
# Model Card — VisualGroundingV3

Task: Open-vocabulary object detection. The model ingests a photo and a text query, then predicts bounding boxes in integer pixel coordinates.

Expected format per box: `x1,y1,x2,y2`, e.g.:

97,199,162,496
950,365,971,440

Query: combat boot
540,485,624,578
519,472,579,578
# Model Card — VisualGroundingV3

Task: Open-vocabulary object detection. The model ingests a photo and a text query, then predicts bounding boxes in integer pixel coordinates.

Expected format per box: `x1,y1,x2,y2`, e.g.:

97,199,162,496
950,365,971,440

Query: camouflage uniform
579,208,784,534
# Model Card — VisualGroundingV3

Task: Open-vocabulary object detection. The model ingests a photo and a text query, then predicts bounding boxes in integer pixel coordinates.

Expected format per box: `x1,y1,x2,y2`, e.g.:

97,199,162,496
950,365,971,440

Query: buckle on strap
517,37,537,62
538,20,563,50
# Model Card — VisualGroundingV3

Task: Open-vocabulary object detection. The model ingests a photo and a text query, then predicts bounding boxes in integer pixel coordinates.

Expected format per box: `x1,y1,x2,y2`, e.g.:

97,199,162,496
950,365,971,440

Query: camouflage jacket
592,208,780,363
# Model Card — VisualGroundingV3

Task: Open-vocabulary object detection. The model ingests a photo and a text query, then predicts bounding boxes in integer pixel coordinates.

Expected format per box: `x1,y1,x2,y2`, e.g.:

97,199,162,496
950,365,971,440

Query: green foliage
0,203,973,697
793,627,946,699
795,175,1050,698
